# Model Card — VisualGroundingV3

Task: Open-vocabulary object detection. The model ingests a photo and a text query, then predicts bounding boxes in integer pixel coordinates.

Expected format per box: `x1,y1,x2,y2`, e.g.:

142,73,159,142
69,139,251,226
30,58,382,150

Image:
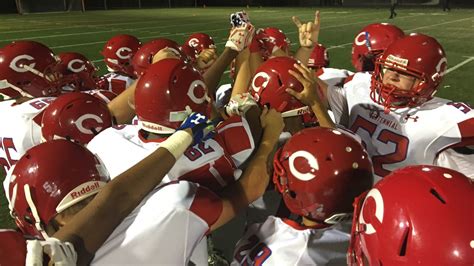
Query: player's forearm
203,47,238,100
231,60,251,97
310,101,335,128
294,46,313,67
249,50,263,77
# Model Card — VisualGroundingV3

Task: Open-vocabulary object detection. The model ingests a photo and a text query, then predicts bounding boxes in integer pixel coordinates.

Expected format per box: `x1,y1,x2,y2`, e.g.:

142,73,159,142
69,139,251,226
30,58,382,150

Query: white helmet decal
10,54,36,73
74,114,104,134
435,57,448,77
354,31,367,46
115,47,133,60
188,38,200,48
187,80,207,104
289,150,319,181
251,72,270,93
67,59,85,73
359,188,384,235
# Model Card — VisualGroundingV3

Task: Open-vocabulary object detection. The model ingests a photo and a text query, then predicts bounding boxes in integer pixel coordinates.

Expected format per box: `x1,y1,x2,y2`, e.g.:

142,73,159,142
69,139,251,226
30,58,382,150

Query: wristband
159,130,193,159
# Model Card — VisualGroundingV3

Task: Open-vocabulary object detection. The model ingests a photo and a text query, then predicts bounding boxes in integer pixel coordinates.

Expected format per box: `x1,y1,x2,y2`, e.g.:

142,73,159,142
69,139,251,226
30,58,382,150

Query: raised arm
294,11,320,66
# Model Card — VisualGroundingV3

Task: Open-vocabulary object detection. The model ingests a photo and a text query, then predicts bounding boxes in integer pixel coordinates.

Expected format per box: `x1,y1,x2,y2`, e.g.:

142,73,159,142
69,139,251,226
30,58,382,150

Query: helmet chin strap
23,184,49,239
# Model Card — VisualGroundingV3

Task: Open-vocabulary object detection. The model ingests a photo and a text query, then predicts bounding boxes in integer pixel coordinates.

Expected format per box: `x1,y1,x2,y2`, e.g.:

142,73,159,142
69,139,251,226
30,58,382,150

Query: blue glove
177,112,221,144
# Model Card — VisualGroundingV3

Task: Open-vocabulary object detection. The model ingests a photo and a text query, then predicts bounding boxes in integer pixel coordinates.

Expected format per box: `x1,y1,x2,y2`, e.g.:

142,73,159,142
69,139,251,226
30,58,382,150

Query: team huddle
0,10,472,266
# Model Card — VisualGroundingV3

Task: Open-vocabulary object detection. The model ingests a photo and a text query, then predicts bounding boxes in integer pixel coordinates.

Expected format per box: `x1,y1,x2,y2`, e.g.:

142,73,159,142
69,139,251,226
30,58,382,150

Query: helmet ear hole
399,228,410,256
277,76,283,87
289,190,297,199
429,188,446,204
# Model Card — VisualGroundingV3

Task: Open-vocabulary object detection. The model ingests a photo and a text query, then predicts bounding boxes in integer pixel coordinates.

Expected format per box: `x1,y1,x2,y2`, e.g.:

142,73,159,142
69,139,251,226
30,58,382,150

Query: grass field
0,7,473,229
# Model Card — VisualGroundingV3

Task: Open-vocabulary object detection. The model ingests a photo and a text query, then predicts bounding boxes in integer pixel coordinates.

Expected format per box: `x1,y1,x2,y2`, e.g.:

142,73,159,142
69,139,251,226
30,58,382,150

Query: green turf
0,7,473,229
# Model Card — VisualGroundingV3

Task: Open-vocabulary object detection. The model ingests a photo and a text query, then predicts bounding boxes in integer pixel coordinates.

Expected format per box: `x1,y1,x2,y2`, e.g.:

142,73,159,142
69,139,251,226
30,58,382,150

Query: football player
40,92,115,145
326,33,474,181
57,52,100,92
14,108,283,265
99,34,140,94
348,165,472,265
233,127,373,265
88,57,261,192
351,23,404,73
181,32,218,73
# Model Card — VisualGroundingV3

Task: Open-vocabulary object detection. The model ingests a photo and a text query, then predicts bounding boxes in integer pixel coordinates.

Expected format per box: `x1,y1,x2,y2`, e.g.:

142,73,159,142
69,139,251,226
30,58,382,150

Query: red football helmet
348,165,473,266
250,56,307,117
8,140,109,239
256,27,291,59
0,229,26,266
351,23,404,72
370,33,447,111
131,38,181,78
0,41,63,98
307,43,329,69
101,34,140,77
181,33,216,62
273,127,373,223
41,92,114,144
57,52,99,91
134,58,208,134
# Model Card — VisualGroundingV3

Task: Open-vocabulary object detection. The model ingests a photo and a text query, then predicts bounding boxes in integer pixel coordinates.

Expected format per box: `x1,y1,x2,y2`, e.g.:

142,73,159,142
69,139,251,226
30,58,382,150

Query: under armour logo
404,114,419,122
191,113,206,124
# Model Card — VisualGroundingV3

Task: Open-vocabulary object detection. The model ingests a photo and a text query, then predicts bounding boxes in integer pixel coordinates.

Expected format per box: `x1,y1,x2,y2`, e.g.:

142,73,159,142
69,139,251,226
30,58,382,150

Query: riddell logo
70,181,101,199
386,54,409,68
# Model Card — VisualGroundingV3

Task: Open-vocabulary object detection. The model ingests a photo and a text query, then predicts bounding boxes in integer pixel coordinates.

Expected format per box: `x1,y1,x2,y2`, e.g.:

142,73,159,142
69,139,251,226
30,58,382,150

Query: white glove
225,23,255,52
225,93,258,117
26,238,77,266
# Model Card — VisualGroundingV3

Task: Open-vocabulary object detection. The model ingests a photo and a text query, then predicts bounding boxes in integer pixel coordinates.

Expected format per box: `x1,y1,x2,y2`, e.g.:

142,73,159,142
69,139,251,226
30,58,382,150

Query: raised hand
225,23,255,52
292,10,320,48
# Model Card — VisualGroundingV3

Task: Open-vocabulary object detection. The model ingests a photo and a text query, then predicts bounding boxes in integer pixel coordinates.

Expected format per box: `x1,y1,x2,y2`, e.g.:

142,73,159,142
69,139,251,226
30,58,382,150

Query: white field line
1,9,296,36
86,15,474,68
49,11,384,49
445,56,474,75
3,10,383,42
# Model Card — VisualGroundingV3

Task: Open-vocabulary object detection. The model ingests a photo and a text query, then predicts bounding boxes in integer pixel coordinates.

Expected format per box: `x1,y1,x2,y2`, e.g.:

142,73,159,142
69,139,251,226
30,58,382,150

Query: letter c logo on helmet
187,80,207,104
289,150,319,181
74,114,104,135
435,57,448,78
115,47,133,60
67,59,86,73
354,31,367,46
251,72,270,93
358,188,384,235
188,38,200,48
9,54,36,73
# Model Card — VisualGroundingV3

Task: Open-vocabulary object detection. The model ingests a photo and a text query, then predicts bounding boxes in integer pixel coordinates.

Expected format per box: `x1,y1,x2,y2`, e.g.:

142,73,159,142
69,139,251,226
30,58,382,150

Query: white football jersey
100,72,135,95
232,216,351,266
0,97,54,173
92,181,222,265
87,116,255,190
316,67,354,88
328,72,474,181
